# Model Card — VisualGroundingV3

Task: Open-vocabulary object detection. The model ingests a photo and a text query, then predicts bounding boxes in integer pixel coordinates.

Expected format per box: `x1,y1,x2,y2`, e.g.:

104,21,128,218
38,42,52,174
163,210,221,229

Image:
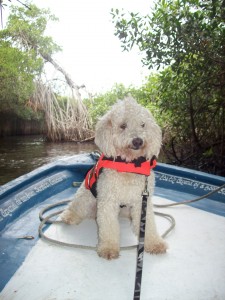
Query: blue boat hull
0,153,225,295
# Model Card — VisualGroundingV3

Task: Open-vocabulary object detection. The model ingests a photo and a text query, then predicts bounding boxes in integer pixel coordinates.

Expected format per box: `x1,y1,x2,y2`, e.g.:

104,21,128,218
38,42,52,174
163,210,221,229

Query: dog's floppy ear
95,112,116,156
146,121,162,159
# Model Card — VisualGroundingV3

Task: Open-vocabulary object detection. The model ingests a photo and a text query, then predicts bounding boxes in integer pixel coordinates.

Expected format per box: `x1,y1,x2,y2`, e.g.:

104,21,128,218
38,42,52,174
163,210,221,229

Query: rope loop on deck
38,200,175,250
39,181,225,250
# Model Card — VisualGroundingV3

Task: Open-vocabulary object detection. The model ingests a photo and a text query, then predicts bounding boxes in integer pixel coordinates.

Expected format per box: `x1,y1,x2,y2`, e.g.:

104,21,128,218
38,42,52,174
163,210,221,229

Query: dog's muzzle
131,137,143,150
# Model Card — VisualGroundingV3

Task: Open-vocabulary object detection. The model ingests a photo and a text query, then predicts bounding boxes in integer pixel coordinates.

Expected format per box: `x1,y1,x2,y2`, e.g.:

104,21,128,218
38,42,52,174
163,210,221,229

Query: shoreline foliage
0,3,92,141
0,1,224,175
111,0,225,176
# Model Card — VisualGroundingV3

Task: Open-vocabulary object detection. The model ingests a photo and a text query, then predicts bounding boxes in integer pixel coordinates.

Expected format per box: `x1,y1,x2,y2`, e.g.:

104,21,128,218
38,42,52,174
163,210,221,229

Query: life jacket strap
85,154,157,198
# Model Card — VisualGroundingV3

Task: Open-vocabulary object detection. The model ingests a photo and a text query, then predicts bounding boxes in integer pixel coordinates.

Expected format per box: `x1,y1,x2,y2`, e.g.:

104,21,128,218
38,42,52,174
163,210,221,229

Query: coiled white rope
38,182,225,250
38,200,175,250
154,183,225,208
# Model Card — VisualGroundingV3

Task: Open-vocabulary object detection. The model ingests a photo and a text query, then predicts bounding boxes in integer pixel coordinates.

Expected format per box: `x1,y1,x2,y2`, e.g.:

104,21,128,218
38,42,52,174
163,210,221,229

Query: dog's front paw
61,209,82,225
145,238,168,254
97,244,120,260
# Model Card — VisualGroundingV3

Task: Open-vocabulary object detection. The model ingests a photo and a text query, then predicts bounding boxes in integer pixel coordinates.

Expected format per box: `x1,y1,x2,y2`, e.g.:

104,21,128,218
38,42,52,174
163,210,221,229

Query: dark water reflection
0,136,97,185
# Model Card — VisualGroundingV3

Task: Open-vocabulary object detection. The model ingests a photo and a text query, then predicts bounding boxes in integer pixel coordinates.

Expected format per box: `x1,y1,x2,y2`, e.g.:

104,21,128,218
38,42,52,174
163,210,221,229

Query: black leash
133,176,149,300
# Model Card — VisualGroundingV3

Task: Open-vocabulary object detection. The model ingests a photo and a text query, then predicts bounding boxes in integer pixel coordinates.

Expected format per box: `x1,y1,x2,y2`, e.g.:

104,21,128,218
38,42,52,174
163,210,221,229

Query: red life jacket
85,153,157,197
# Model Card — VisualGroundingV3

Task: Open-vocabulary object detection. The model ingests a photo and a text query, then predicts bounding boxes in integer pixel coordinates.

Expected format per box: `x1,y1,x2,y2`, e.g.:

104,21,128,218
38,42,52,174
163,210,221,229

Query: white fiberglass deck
1,197,225,300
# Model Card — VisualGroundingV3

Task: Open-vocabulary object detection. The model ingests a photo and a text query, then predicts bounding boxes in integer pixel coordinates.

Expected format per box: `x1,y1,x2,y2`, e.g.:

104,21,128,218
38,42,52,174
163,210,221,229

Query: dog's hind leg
61,182,97,225
144,199,168,254
130,198,167,254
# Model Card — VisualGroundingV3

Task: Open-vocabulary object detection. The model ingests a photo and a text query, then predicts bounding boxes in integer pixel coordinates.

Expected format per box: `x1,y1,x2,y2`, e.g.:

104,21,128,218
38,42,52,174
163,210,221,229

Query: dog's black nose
132,137,143,149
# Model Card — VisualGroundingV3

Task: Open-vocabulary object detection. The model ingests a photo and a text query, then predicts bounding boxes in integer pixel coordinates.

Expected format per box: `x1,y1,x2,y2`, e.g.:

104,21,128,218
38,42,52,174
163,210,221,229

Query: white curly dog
61,97,167,259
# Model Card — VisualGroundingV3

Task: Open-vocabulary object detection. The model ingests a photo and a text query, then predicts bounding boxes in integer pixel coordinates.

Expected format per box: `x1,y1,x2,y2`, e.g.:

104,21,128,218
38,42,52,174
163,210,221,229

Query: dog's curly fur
61,97,167,259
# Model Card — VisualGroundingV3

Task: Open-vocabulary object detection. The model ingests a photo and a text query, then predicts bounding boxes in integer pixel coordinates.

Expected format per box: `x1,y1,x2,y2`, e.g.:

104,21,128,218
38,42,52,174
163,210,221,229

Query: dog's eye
120,123,127,130
141,123,145,128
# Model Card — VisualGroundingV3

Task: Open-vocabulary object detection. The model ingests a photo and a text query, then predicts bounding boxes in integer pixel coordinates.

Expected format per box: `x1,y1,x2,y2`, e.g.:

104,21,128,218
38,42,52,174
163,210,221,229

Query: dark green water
0,136,97,185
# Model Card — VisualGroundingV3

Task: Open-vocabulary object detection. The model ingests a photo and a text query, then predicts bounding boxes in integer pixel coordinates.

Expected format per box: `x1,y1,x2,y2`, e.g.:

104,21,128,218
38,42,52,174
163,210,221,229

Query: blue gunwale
0,153,224,292
0,154,225,229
